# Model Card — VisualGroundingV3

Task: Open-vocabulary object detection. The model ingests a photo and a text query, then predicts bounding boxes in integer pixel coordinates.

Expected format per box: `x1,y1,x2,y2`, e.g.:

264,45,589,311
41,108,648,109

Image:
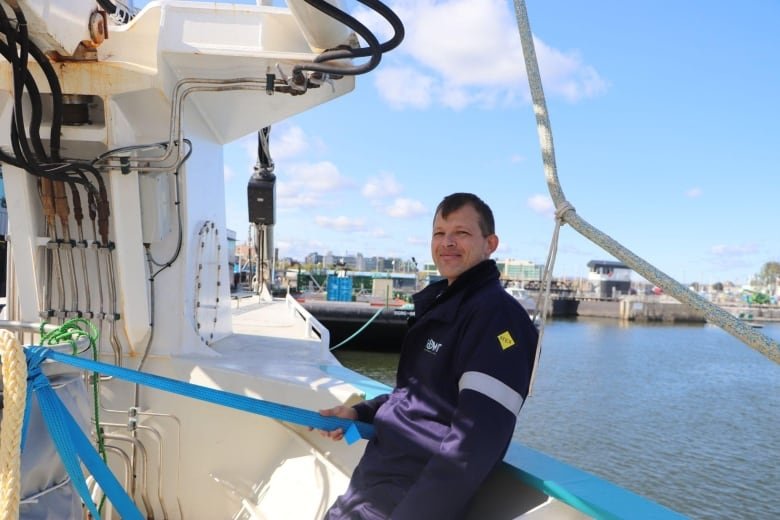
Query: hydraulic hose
293,0,405,78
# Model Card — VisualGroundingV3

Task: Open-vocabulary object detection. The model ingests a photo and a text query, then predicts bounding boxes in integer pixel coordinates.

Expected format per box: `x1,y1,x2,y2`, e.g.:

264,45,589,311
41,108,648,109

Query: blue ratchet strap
25,347,143,520
29,346,375,443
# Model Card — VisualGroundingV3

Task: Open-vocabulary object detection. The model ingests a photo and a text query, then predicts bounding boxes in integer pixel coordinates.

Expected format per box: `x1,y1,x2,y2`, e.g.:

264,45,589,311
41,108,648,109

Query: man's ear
487,234,499,255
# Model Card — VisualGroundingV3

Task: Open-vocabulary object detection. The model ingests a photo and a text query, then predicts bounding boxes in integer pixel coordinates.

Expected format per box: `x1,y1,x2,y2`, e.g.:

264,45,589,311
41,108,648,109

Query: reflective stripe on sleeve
458,371,524,415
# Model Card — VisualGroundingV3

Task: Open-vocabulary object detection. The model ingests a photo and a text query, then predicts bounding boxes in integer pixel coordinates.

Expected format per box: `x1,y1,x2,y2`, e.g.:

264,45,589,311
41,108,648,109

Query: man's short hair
434,193,495,237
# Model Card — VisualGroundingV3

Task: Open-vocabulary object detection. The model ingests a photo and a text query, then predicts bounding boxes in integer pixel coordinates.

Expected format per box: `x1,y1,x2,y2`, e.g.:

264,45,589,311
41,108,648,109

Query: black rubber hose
0,6,96,190
96,0,117,15
317,0,404,58
0,4,50,176
10,2,49,161
0,40,41,168
24,27,64,160
292,0,381,78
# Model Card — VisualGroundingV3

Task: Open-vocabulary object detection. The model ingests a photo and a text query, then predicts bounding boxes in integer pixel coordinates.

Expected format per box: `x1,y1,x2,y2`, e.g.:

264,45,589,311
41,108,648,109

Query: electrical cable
145,140,192,274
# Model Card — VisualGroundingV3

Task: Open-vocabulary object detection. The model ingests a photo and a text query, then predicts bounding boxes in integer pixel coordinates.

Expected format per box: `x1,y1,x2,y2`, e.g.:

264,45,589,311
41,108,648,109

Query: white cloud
371,227,389,238
534,39,608,102
276,192,324,209
385,197,427,218
289,161,349,191
374,67,435,109
710,243,759,256
685,187,703,198
277,161,352,208
362,172,404,199
315,215,366,232
276,237,327,259
527,193,554,217
407,235,428,245
360,0,607,109
272,126,310,161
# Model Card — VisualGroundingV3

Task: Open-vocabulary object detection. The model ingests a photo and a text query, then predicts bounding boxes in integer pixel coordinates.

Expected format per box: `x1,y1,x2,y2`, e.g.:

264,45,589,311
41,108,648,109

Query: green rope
40,318,108,512
329,307,385,351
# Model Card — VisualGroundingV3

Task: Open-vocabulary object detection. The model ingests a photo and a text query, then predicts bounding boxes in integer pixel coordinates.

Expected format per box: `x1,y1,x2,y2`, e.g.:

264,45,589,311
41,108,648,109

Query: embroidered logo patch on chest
497,330,516,350
425,338,443,354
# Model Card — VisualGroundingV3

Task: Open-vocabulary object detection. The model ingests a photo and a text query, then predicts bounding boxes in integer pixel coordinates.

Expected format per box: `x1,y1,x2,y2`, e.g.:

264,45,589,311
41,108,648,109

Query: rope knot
554,201,575,223
25,346,51,390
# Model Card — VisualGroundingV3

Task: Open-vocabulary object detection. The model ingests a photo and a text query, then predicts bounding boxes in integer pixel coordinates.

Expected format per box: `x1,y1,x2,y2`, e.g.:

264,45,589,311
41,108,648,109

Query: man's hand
314,405,358,441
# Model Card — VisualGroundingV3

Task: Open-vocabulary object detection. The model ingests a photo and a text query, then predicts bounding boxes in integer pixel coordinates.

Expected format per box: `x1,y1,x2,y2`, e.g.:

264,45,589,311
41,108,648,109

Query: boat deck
177,295,365,408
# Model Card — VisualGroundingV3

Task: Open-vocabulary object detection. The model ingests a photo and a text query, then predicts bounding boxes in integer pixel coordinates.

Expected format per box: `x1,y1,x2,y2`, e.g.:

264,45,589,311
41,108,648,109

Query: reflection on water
335,319,780,520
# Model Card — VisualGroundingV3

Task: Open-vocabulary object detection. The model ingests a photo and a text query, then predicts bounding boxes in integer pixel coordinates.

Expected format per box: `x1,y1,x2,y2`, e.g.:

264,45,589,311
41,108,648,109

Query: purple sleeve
352,393,390,424
389,392,516,519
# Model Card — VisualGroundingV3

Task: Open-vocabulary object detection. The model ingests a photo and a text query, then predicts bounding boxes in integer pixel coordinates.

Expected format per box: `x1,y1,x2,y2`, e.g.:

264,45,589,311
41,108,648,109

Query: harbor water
333,319,780,519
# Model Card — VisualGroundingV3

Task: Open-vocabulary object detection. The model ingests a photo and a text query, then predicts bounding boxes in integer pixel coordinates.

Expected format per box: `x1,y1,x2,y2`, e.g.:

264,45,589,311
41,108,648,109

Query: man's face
431,204,498,285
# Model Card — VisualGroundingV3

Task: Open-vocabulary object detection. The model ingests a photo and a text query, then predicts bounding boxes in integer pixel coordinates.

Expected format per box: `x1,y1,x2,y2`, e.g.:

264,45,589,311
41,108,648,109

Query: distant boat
505,285,537,315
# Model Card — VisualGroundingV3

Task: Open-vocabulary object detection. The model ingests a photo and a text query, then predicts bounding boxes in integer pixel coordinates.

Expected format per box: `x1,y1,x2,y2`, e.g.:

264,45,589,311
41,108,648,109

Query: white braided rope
512,0,779,364
0,329,26,520
528,202,573,396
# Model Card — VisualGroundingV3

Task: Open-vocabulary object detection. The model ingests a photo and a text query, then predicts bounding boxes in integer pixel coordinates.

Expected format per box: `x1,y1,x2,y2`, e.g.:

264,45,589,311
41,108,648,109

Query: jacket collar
413,260,499,321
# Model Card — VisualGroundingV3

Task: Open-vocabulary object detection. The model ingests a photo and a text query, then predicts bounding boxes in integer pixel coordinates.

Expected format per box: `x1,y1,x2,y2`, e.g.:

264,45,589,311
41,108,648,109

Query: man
321,193,539,519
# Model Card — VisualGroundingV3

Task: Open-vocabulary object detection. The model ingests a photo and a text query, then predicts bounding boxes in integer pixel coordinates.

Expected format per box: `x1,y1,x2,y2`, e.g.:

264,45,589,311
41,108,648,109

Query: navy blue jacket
327,260,538,519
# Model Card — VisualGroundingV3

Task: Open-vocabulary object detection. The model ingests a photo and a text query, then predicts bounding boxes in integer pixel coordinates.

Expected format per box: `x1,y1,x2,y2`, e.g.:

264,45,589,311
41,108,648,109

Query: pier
299,295,780,350
300,300,413,351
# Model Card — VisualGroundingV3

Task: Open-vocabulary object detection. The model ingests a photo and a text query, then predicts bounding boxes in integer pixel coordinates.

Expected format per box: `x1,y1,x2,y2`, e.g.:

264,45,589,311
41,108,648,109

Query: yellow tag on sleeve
497,331,515,350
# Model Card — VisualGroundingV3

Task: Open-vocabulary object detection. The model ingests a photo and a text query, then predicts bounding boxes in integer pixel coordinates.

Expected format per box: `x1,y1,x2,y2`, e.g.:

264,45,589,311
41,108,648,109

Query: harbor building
496,259,543,282
587,260,632,299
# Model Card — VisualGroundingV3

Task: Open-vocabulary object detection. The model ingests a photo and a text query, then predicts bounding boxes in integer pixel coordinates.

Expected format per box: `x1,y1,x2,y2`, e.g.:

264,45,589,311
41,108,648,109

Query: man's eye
433,231,444,237
456,231,470,237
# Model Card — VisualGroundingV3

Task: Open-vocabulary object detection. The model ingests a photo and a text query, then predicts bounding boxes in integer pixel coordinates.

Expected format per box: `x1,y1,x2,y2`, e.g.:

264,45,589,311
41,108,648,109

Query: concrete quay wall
559,298,780,323
556,298,708,323
718,304,780,322
617,299,706,323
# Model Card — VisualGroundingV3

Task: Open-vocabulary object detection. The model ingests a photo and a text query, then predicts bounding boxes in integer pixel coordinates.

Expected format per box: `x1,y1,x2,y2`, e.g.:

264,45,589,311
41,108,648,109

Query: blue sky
140,1,779,285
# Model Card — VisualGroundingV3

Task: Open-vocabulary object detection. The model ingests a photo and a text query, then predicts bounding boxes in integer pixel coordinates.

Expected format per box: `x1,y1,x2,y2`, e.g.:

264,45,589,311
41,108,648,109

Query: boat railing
0,320,91,354
285,292,331,354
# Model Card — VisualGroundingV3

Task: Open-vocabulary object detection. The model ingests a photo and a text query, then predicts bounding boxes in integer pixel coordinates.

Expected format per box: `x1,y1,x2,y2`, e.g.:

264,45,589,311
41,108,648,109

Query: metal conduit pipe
94,78,270,173
127,408,183,517
0,321,92,353
136,424,171,520
69,182,90,318
100,421,170,520
77,228,91,317
46,223,66,319
53,179,79,316
102,445,133,507
89,219,108,358
103,248,122,366
103,433,154,519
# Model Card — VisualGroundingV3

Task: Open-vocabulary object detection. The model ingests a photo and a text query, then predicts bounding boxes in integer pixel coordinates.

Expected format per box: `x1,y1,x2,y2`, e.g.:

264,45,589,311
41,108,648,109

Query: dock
297,296,778,350
300,300,413,351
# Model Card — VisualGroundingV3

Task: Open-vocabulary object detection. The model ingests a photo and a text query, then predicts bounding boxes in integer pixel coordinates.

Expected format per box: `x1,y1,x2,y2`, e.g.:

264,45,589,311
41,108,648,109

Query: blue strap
22,345,375,519
25,348,143,520
34,347,374,441
62,401,143,519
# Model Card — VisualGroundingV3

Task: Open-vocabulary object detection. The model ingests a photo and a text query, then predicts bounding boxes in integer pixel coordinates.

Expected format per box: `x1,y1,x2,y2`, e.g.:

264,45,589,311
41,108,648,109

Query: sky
139,0,779,285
